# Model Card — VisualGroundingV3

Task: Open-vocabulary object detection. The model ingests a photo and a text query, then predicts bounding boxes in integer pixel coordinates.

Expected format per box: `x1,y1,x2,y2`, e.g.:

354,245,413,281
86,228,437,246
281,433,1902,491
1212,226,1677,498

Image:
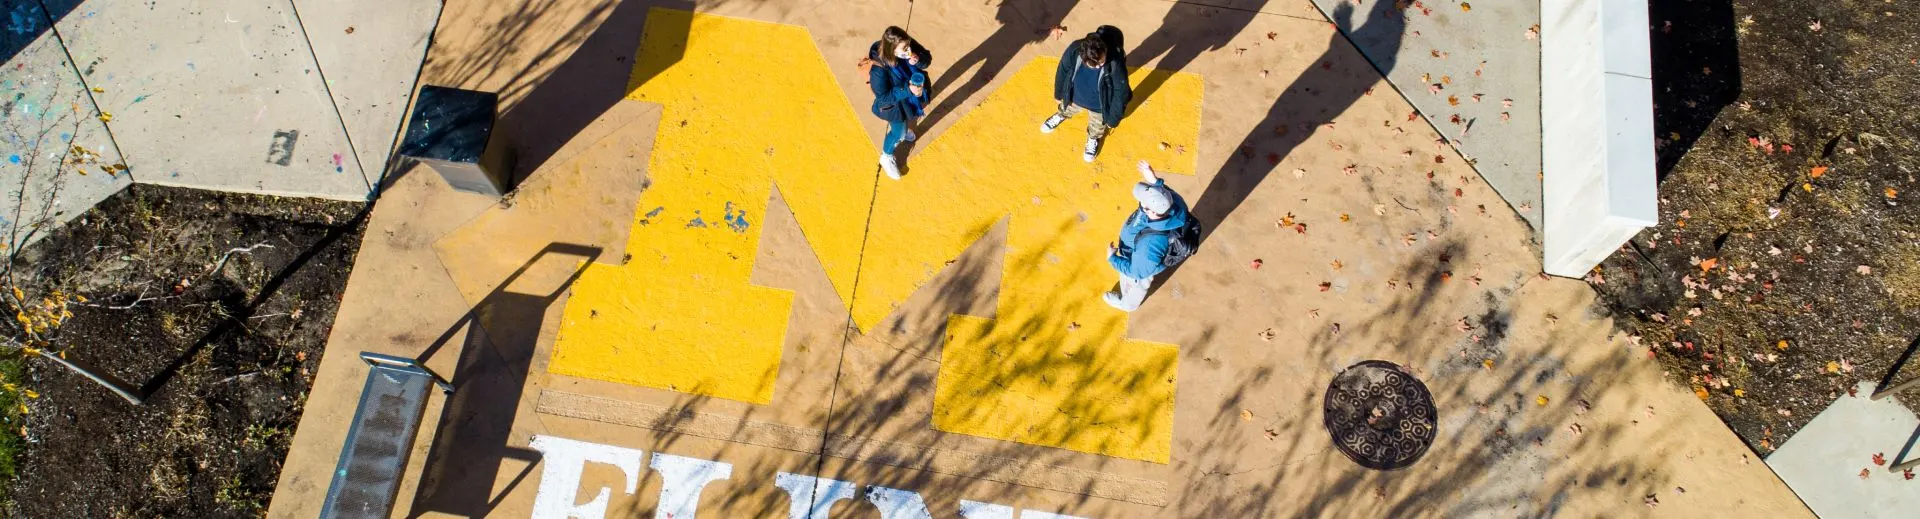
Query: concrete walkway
270,1,1806,517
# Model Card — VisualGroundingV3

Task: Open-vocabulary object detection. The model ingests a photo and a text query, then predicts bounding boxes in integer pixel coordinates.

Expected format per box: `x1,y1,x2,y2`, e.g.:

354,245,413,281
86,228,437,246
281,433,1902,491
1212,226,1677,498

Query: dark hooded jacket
1052,26,1132,128
868,40,933,123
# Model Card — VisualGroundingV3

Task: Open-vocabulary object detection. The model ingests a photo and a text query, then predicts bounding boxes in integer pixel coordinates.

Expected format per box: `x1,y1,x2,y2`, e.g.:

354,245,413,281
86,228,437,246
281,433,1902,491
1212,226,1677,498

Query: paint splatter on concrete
266,129,298,166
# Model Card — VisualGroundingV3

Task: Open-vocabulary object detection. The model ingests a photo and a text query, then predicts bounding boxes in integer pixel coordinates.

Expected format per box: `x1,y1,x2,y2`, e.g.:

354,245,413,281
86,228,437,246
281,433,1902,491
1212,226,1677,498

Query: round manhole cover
1323,360,1437,470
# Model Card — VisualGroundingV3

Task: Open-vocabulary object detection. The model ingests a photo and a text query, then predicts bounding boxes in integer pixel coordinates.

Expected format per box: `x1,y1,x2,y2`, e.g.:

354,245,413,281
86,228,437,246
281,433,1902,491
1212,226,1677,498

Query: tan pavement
271,1,1809,517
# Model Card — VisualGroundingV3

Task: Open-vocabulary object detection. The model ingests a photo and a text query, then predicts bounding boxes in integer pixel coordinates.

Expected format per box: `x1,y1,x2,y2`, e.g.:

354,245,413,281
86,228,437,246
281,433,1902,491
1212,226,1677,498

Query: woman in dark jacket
868,26,932,180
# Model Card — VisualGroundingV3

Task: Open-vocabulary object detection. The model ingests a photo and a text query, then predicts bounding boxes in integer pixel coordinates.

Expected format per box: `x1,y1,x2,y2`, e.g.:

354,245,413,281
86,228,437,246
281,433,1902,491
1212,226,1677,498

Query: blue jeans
883,118,916,154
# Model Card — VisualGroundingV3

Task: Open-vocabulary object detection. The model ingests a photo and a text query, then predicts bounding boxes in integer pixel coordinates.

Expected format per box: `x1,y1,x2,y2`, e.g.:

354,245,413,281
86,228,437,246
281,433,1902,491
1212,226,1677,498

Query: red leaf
1318,282,1333,292
1875,453,1888,466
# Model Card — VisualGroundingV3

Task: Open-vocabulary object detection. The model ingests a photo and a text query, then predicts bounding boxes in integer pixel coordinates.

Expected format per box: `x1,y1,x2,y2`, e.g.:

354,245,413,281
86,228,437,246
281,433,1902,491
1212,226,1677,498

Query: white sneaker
1083,138,1100,163
1102,291,1132,312
903,129,917,142
879,153,902,180
1040,114,1066,134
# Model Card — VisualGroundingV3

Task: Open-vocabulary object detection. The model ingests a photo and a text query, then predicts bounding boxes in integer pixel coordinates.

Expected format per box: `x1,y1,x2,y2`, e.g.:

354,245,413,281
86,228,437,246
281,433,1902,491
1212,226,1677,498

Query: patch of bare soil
3,184,364,517
1590,0,1920,454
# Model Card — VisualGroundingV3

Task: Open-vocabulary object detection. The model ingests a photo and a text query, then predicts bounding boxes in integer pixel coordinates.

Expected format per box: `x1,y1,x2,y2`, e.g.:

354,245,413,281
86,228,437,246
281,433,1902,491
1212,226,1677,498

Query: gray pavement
1311,0,1543,234
1767,381,1920,518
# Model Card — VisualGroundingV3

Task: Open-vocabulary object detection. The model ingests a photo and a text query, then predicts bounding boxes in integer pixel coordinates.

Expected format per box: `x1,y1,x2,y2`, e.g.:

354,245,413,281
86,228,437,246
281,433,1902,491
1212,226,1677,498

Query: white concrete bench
1541,0,1658,277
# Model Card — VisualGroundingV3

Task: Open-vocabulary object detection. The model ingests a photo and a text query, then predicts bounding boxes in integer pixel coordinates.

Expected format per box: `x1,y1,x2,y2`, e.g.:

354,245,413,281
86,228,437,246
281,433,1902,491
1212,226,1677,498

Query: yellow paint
550,9,1205,461
548,10,876,404
860,60,1204,463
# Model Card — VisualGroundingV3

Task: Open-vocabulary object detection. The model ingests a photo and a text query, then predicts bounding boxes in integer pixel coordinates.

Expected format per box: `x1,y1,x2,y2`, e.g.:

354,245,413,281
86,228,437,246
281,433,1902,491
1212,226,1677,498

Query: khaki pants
1106,274,1152,312
1054,103,1109,140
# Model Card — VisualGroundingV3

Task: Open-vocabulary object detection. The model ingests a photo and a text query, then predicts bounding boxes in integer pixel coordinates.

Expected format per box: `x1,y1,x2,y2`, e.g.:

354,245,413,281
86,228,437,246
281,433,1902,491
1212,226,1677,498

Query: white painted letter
958,500,1015,519
528,435,646,519
865,485,934,519
649,452,733,519
774,472,860,519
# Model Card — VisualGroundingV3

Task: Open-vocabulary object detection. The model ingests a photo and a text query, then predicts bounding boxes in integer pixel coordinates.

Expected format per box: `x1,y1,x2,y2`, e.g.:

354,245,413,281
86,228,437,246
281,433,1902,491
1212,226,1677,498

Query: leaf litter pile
1588,2,1920,455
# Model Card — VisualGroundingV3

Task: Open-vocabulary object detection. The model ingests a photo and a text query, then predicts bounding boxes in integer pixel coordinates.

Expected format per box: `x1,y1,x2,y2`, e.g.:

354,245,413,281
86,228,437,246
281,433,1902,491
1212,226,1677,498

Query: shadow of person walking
920,0,1079,132
1151,1,1405,295
1127,0,1268,107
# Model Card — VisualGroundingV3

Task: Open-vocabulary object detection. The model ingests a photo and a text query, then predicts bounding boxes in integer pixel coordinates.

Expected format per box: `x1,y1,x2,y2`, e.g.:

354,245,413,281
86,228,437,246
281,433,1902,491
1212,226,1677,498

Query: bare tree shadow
1649,0,1741,181
405,243,601,518
483,0,696,184
919,0,1079,133
1126,0,1268,107
1150,0,1404,299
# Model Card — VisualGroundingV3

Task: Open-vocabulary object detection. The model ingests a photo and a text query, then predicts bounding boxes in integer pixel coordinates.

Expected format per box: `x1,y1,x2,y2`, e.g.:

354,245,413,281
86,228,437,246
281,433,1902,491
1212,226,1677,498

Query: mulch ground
1591,0,1920,454
3,184,363,517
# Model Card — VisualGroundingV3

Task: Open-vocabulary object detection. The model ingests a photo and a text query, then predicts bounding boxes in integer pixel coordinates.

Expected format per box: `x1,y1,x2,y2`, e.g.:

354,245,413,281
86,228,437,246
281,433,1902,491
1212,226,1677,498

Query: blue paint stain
185,61,195,71
686,210,707,229
131,94,148,104
6,6,40,35
723,201,750,234
7,155,17,164
58,132,69,141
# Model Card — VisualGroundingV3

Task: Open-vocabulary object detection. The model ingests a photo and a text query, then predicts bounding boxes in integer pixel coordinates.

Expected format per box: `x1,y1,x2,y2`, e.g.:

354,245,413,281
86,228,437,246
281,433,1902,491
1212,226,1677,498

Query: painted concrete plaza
269,1,1810,517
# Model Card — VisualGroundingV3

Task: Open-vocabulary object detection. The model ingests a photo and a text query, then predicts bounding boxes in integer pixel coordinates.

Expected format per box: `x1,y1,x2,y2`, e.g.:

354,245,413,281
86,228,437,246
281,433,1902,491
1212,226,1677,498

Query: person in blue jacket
869,26,932,180
1041,26,1133,163
1106,160,1189,312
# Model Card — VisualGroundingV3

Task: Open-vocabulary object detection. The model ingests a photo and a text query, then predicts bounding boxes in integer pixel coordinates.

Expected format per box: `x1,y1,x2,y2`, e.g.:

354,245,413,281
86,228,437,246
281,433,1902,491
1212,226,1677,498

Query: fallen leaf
1318,281,1333,292
1906,469,1915,480
1448,95,1460,106
1694,387,1709,400
1887,187,1899,199
1861,468,1872,480
1281,213,1296,226
1858,265,1873,275
1875,453,1888,466
1810,166,1828,178
1294,223,1308,234
1461,2,1471,11
1373,204,1387,215
1826,361,1841,374
1734,388,1745,397
1339,213,1351,223
1537,395,1550,406
1699,257,1719,272
1241,409,1254,421
1483,359,1495,370
1526,25,1540,40
1292,168,1306,178
1251,259,1264,270
1429,84,1443,94
1778,339,1790,351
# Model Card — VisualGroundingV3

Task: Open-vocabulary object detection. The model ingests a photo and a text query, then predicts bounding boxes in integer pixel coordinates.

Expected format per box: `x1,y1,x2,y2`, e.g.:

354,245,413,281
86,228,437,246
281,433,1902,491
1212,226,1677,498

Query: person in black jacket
1041,27,1132,163
867,26,932,180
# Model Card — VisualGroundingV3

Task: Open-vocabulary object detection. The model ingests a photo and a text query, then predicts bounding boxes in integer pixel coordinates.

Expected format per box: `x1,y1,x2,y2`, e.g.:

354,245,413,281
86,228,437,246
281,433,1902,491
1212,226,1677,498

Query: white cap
1133,182,1172,215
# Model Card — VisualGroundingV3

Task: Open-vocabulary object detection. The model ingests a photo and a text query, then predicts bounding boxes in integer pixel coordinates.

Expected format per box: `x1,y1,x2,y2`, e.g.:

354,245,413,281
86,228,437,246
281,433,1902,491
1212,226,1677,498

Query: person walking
1105,161,1197,312
868,26,932,180
1041,26,1132,163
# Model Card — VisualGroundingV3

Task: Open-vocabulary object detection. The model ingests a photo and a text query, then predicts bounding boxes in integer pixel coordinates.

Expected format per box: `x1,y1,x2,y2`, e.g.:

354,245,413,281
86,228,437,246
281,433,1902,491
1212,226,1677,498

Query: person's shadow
1127,0,1268,107
1153,1,1405,295
919,0,1079,132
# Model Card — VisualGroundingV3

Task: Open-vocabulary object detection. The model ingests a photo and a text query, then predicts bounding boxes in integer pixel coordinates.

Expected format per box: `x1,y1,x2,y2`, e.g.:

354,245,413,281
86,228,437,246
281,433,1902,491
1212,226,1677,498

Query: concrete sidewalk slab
0,14,129,251
289,0,441,180
1766,381,1920,518
1310,0,1543,233
271,1,1809,517
51,0,372,198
